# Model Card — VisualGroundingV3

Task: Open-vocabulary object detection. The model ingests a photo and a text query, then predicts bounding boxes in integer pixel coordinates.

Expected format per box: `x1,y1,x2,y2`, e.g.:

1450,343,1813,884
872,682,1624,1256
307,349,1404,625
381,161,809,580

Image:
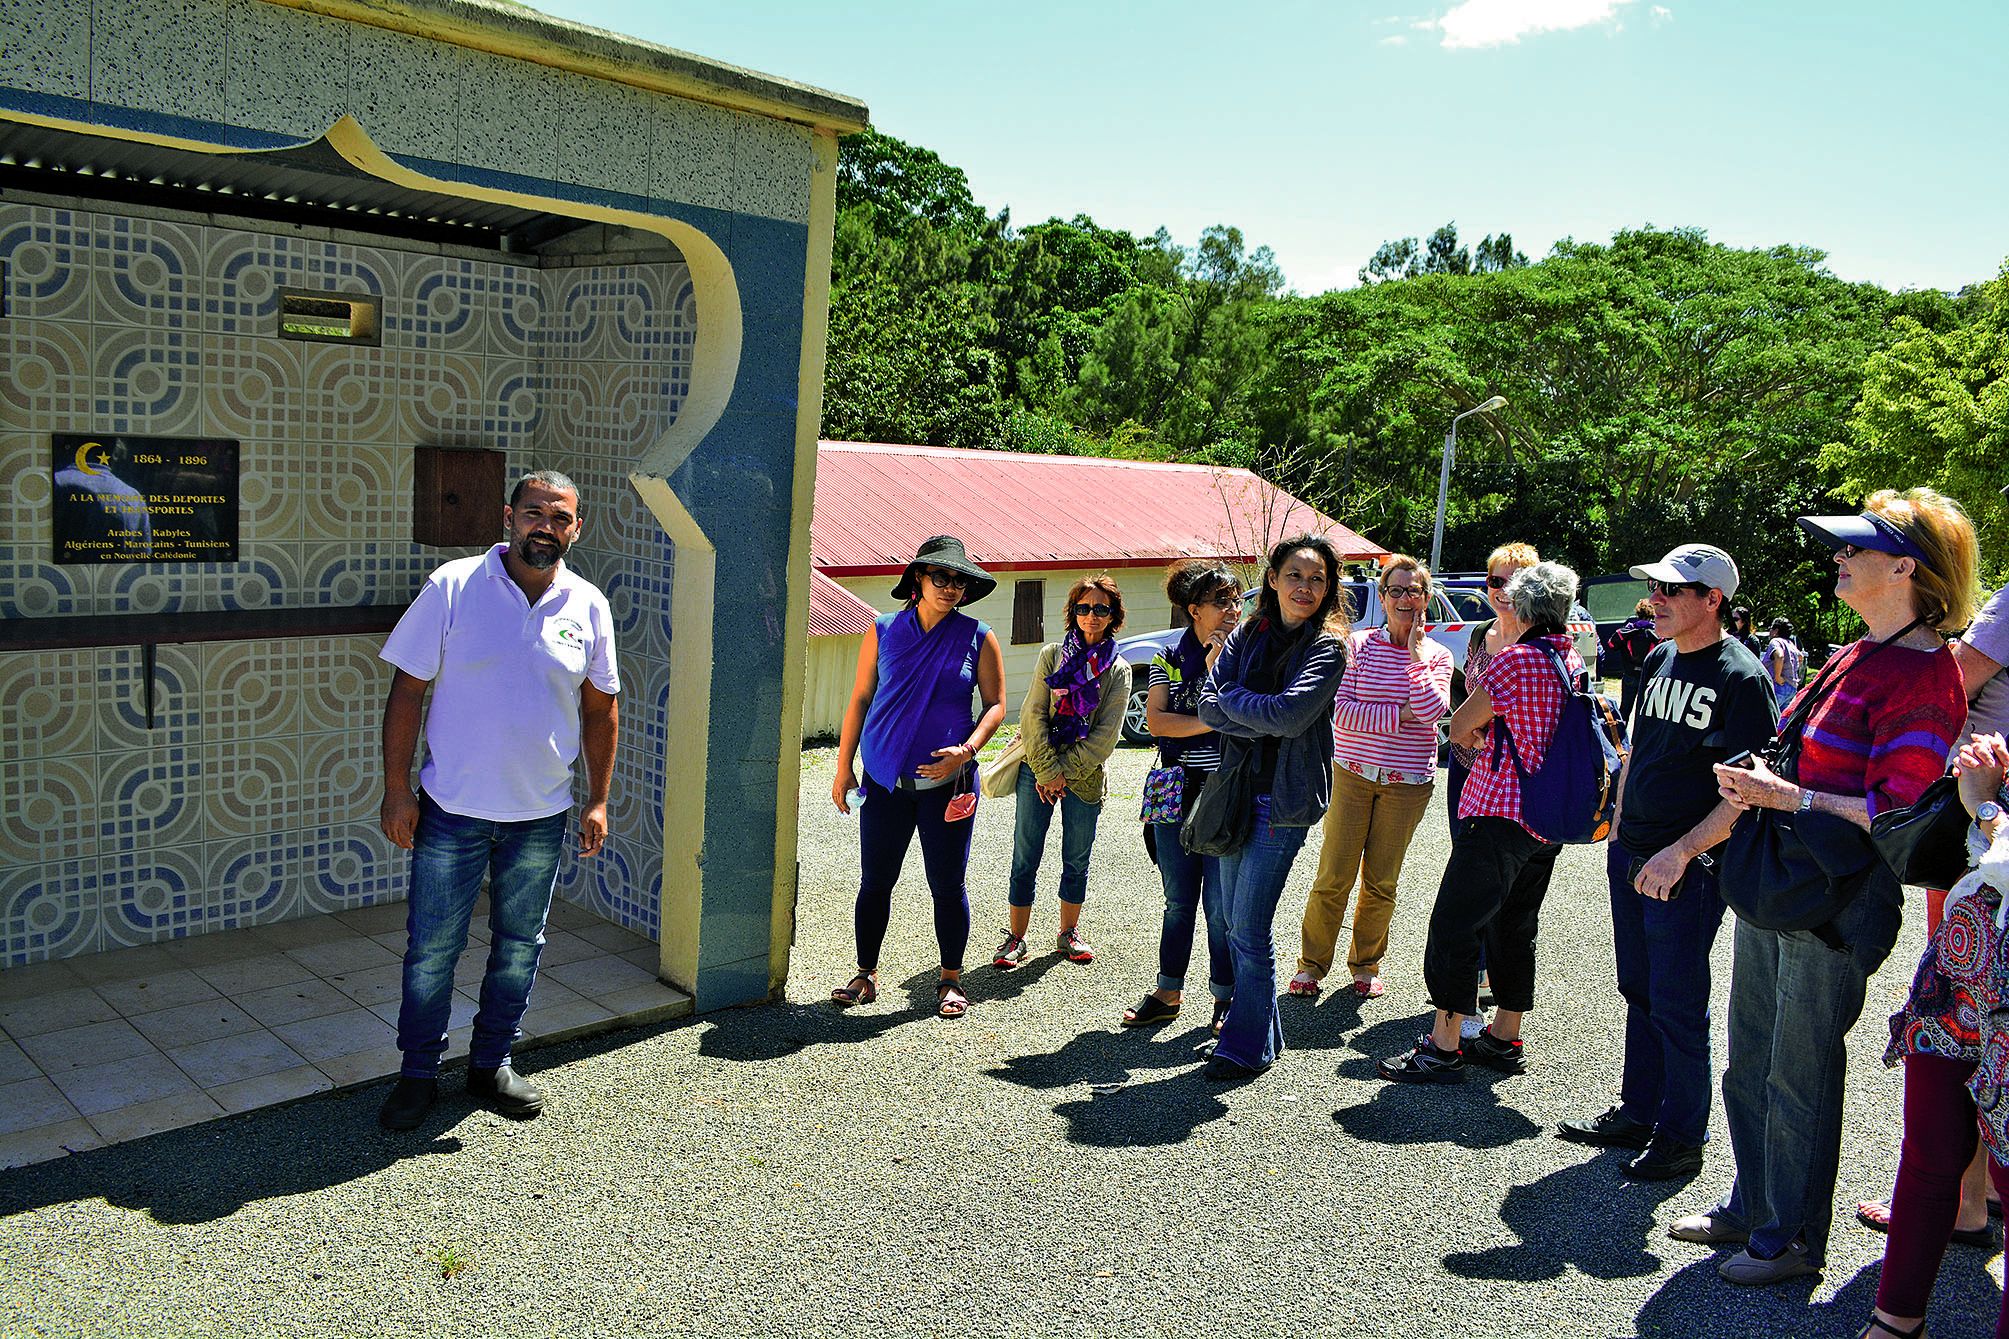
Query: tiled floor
0,898,690,1169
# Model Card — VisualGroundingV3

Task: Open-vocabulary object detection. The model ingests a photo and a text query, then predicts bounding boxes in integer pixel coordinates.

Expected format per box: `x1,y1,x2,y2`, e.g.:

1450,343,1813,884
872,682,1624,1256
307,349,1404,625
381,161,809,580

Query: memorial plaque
52,434,239,563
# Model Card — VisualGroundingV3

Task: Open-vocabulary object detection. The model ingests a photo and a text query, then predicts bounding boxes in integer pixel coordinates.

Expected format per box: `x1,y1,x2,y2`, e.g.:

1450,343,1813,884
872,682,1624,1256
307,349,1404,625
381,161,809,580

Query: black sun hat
890,535,997,605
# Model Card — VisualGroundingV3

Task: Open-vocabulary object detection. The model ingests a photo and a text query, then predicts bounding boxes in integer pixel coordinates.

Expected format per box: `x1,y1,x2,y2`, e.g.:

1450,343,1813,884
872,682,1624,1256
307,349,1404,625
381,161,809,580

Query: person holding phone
995,576,1132,971
831,536,1007,1019
1558,545,1776,1180
1674,489,1975,1287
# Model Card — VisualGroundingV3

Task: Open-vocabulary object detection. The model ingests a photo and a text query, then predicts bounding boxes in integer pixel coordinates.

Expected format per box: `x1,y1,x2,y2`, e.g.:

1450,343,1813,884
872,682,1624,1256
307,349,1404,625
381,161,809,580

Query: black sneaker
1377,1035,1465,1084
1627,1135,1705,1181
467,1063,545,1119
377,1076,437,1130
1465,1026,1526,1075
1558,1105,1653,1150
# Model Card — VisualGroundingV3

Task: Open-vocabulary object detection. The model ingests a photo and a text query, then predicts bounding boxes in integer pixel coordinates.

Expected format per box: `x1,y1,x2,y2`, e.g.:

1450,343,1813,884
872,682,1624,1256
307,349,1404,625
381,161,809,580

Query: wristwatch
1797,787,1815,814
1978,800,2003,824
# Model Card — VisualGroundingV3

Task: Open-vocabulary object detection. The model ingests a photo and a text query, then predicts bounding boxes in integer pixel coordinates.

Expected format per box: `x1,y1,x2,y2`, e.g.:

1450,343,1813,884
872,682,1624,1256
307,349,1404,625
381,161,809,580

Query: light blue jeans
1212,795,1310,1071
1152,820,1231,999
1716,879,1901,1263
1008,765,1102,909
396,794,567,1079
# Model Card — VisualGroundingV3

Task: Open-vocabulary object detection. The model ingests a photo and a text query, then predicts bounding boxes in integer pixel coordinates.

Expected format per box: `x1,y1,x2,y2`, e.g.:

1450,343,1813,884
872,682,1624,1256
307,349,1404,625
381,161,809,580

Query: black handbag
1181,741,1254,857
1869,772,1970,890
1719,622,1921,937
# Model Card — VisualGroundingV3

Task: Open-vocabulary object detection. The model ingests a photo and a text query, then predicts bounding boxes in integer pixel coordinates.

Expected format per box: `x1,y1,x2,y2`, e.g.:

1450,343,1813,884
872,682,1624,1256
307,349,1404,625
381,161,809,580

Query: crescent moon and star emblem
72,440,111,477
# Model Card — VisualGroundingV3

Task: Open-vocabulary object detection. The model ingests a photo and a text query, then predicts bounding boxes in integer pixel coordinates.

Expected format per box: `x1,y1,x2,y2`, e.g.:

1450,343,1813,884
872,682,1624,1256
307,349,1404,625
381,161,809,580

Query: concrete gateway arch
0,0,864,1012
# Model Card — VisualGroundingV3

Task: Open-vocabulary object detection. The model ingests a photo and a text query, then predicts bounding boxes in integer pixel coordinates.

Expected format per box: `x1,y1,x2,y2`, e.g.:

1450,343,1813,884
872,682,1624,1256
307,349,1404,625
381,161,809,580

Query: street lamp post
1430,394,1508,573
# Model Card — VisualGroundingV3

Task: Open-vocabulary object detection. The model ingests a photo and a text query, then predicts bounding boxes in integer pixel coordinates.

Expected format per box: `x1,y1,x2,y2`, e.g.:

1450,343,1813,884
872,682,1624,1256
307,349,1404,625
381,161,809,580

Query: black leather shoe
467,1064,545,1118
378,1076,438,1131
1558,1105,1653,1150
1204,1055,1268,1082
1627,1135,1705,1181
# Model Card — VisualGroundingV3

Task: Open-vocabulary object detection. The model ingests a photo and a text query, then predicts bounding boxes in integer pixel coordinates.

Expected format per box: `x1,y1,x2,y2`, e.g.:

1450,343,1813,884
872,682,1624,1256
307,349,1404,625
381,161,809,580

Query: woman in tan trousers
1290,557,1453,998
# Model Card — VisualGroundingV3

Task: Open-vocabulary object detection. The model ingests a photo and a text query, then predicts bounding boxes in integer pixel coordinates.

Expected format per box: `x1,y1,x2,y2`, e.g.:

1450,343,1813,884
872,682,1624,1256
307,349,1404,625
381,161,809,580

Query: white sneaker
1460,1014,1486,1041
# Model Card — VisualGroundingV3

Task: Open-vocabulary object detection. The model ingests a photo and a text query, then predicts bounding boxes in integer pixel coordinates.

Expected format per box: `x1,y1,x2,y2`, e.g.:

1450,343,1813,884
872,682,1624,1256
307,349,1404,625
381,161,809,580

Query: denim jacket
1198,617,1347,827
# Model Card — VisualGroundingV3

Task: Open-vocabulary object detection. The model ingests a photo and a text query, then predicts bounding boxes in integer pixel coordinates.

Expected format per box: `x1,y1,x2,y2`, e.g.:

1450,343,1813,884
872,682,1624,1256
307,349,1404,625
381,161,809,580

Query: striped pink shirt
1330,628,1455,782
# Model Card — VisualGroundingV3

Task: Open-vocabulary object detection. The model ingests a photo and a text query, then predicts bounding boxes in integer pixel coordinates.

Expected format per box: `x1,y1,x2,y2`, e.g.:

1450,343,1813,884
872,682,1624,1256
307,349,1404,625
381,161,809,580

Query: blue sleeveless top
860,608,988,787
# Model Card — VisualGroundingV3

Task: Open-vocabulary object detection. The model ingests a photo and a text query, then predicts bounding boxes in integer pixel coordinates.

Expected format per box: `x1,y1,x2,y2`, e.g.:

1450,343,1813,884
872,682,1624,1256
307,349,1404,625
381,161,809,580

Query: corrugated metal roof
811,441,1385,574
808,569,879,637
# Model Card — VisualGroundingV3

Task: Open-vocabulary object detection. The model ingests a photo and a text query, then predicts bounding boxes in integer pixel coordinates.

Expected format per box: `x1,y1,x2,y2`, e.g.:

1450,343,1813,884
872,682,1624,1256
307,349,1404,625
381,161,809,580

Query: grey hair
509,469,580,508
1507,561,1578,632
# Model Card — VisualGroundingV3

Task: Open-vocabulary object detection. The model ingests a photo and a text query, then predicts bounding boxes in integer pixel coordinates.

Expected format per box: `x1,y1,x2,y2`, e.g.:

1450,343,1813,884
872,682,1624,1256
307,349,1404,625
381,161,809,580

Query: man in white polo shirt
376,470,620,1131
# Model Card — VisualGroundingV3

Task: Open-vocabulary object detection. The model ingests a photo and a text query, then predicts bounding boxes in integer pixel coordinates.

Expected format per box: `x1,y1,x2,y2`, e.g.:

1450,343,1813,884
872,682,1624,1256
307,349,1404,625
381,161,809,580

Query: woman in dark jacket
1123,561,1241,1031
1195,535,1348,1080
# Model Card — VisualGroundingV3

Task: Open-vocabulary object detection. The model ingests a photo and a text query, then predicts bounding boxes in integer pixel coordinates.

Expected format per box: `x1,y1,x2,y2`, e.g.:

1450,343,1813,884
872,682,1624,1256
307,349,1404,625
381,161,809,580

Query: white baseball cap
1629,543,1740,598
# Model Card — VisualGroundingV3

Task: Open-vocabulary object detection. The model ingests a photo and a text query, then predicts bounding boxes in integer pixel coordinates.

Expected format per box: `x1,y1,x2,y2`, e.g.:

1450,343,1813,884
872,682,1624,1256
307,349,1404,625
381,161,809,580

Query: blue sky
531,0,2006,296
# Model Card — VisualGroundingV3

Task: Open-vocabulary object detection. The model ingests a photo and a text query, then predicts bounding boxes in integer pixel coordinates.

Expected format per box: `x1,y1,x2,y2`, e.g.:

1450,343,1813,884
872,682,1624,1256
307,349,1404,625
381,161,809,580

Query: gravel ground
2,746,2001,1338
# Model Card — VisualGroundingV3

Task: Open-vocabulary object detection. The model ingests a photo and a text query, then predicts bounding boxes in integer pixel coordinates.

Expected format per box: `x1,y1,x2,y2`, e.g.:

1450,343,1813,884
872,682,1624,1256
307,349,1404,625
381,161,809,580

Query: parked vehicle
1581,573,1651,646
1436,574,1600,675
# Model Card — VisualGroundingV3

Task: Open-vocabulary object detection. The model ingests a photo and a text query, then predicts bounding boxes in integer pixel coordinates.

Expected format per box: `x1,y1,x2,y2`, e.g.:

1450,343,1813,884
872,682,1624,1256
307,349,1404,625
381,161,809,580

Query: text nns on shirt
380,545,620,822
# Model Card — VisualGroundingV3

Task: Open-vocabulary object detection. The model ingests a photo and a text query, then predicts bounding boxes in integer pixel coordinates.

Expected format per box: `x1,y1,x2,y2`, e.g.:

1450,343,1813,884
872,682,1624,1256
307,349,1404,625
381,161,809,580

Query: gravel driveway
2,746,1997,1337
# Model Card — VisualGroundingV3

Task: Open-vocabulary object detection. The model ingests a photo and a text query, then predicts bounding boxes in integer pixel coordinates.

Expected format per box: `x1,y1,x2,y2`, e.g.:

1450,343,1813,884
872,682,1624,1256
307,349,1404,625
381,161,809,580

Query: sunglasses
1201,592,1241,609
1647,578,1711,599
1486,574,1511,589
1073,603,1115,618
923,568,969,589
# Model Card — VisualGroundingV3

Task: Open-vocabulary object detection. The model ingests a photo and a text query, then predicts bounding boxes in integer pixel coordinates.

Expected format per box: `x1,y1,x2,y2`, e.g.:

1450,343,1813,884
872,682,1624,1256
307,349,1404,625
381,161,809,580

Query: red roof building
811,441,1384,576
808,569,879,638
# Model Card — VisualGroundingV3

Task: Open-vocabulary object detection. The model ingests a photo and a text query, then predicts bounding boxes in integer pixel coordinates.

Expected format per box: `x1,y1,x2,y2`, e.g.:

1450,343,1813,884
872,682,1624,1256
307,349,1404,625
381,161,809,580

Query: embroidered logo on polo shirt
552,618,586,647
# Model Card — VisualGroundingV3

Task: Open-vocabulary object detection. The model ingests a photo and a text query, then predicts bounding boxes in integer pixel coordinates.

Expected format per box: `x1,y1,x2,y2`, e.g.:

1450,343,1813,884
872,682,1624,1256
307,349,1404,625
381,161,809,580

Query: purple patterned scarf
1045,629,1116,747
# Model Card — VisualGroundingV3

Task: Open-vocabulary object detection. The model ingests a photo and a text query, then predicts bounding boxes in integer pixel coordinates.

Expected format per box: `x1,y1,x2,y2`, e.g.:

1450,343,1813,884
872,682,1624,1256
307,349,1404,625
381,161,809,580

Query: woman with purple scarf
995,576,1133,970
831,536,1007,1019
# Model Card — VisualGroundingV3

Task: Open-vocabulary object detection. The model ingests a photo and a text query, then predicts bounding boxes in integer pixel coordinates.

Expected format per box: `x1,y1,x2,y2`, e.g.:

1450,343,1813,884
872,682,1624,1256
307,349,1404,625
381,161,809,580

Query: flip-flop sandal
1350,977,1386,999
1287,972,1322,998
1122,994,1181,1028
1858,1200,1999,1247
831,974,877,1006
936,980,969,1019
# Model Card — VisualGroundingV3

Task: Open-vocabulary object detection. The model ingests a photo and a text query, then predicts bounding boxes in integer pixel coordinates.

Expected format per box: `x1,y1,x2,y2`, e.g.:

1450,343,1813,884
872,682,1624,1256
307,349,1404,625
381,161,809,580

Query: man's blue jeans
1008,765,1102,908
1151,820,1231,999
1606,841,1727,1145
397,794,567,1079
1213,796,1310,1070
1716,877,1901,1263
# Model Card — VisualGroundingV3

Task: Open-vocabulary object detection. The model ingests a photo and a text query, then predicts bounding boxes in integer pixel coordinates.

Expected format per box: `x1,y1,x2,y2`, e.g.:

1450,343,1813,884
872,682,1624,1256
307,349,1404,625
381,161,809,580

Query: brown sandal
831,973,877,1006
936,979,969,1018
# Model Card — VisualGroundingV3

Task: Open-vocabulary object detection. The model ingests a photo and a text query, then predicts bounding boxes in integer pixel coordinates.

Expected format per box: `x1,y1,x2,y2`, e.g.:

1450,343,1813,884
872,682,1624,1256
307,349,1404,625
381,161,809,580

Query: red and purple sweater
1792,639,1965,817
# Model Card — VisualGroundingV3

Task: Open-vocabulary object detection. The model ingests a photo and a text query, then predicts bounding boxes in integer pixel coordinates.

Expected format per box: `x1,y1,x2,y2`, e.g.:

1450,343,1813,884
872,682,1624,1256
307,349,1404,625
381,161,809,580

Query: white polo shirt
381,544,620,821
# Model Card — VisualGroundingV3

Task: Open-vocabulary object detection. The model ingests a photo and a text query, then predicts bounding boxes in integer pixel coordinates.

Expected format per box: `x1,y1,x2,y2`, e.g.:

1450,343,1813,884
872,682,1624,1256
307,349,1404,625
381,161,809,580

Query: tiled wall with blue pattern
0,199,695,965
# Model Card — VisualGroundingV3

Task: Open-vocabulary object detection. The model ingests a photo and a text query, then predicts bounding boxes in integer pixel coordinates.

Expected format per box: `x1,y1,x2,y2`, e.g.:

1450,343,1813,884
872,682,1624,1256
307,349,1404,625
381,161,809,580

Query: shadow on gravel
1280,988,1369,1051
1327,1016,1544,1149
0,1020,686,1225
987,1023,1230,1146
1625,1256,1883,1338
696,1000,907,1061
1443,1157,1687,1281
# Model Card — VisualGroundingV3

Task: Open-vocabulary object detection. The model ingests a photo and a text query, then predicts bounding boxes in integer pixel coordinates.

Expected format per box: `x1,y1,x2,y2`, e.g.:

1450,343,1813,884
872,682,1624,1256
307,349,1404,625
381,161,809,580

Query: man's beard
516,536,563,570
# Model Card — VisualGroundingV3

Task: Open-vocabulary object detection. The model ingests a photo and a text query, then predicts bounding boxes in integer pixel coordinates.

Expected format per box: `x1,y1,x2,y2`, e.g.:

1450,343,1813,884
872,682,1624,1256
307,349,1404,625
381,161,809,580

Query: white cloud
1379,34,1409,45
1422,0,1636,49
1651,5,1673,22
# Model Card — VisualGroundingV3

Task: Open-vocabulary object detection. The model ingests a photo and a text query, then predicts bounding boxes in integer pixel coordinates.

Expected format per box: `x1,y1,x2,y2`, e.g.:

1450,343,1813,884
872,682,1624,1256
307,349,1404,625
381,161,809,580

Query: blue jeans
1717,877,1902,1263
1607,842,1727,1145
1152,820,1230,999
1213,795,1310,1070
397,794,567,1079
1009,765,1102,908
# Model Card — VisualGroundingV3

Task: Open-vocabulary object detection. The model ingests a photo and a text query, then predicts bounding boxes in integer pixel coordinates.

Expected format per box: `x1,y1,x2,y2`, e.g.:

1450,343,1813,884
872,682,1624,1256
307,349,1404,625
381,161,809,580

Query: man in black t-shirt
1559,543,1777,1181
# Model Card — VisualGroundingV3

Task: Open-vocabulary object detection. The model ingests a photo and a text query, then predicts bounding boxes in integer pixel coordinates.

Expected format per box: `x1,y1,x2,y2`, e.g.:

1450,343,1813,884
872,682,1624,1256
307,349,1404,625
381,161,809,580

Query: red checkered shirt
1457,633,1585,841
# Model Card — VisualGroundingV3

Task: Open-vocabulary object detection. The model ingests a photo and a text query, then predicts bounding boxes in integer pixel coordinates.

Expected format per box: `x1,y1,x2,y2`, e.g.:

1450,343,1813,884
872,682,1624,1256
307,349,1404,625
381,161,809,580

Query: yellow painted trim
0,104,751,999
764,128,841,995
260,0,870,134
